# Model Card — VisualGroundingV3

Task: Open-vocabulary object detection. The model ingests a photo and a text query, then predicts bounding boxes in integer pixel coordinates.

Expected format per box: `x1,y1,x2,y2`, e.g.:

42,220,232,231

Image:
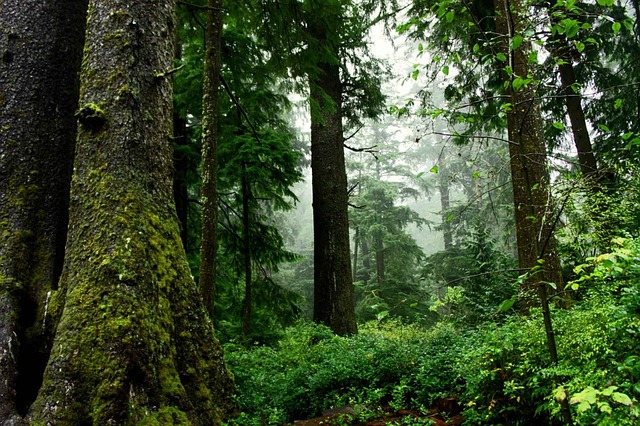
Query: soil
292,398,464,426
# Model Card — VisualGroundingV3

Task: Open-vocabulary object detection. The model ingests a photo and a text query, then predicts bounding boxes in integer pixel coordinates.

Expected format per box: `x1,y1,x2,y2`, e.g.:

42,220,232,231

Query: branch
344,143,379,159
344,125,364,142
177,1,222,11
219,75,262,145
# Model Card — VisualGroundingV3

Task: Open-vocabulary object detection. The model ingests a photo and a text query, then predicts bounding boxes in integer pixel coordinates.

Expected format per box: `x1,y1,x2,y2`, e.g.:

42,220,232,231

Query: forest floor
292,399,464,425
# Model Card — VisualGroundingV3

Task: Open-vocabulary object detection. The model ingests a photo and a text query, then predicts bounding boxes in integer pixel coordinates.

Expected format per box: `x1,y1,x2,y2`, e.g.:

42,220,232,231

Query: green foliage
224,321,464,424
422,226,518,325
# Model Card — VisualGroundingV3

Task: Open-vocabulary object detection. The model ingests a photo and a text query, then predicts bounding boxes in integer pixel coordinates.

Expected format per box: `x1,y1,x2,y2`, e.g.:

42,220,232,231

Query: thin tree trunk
438,151,453,250
353,227,360,281
546,8,598,176
173,112,191,252
199,0,223,318
374,235,385,286
0,1,87,421
27,1,236,423
241,163,253,337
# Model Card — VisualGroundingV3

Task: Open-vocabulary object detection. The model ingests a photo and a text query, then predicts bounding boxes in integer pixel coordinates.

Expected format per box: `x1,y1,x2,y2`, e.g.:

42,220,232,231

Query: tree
0,0,87,421
199,0,224,317
1,1,236,423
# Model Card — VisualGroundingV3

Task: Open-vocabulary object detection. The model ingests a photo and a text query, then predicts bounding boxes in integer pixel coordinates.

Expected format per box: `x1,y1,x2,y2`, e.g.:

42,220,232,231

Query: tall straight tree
493,0,564,306
199,0,224,317
307,1,357,336
0,0,87,421
16,0,235,423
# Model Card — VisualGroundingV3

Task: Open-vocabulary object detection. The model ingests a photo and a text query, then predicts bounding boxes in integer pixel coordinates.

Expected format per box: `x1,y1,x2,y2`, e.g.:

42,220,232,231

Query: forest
0,0,639,424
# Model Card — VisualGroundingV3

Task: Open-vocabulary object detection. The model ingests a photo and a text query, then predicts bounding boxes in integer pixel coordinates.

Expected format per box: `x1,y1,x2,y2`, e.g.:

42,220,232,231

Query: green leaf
512,77,525,91
574,41,585,52
510,35,523,50
473,43,480,54
552,122,565,130
597,0,614,6
601,386,618,397
612,21,621,33
416,172,425,179
472,171,481,179
446,11,455,23
418,43,424,52
611,392,632,406
614,98,623,109
598,123,611,132
498,298,515,312
442,65,449,76
496,52,507,62
411,69,419,80
430,165,439,173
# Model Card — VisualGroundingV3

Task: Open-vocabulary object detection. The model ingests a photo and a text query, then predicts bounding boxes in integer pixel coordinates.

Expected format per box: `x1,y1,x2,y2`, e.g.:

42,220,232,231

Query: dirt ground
292,398,464,425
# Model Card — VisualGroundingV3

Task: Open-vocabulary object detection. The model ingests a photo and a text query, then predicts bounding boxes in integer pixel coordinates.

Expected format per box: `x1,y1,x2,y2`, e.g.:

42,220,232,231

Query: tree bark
494,0,563,306
199,0,223,318
173,112,191,252
546,8,598,176
241,163,253,337
0,0,87,422
26,1,236,423
309,27,357,336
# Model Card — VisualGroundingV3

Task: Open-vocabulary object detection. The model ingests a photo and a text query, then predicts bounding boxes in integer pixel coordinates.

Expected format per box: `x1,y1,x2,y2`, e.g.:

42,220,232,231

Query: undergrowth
223,237,640,425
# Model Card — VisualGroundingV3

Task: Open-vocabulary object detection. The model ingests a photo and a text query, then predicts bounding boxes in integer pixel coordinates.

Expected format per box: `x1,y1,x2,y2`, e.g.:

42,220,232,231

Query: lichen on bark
26,0,236,424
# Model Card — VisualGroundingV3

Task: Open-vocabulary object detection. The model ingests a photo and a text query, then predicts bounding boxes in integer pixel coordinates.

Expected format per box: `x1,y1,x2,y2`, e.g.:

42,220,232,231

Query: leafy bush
224,321,464,424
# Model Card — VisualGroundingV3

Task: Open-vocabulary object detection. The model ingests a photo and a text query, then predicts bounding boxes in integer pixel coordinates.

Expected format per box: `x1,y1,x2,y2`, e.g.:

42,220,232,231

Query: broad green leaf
442,65,449,75
411,69,419,80
496,52,507,62
430,165,439,173
416,172,425,179
575,41,585,52
446,11,455,23
612,21,621,33
498,298,515,312
510,35,523,50
552,122,565,130
614,98,623,109
553,387,567,402
612,392,632,406
601,386,618,396
598,123,610,132
512,77,524,91
597,0,614,6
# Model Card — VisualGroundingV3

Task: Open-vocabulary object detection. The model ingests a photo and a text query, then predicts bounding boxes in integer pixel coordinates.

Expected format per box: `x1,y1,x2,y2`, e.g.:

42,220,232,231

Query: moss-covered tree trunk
199,0,224,318
0,1,87,422
26,1,235,424
494,0,563,306
309,29,357,336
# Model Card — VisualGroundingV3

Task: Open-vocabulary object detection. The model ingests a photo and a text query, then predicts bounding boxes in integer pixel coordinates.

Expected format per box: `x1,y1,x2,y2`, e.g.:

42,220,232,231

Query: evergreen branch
177,1,222,11
219,75,262,145
154,64,185,79
344,125,364,142
445,268,530,286
344,143,378,159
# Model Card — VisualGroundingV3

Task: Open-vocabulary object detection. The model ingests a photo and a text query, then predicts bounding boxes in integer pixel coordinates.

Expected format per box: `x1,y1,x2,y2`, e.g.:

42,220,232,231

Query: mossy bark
27,1,235,424
308,21,357,336
0,0,87,422
199,0,223,318
494,0,563,306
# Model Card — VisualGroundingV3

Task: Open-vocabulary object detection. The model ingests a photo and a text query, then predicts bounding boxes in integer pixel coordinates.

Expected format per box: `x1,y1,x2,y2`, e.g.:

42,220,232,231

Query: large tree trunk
0,1,87,422
199,0,224,318
26,1,236,423
309,34,357,335
494,0,563,305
